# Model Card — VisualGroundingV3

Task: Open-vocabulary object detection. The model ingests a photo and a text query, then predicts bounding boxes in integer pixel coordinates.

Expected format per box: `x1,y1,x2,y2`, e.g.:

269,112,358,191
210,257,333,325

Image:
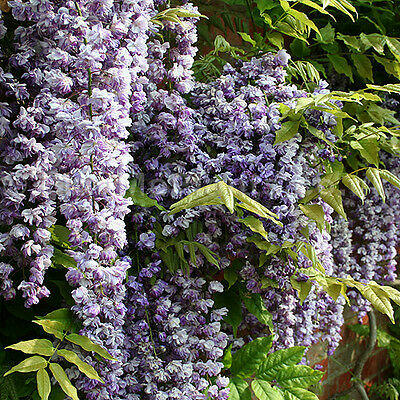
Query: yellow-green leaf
239,216,269,240
33,320,65,340
65,334,115,361
374,56,400,80
386,37,400,61
342,174,369,203
216,181,235,213
4,356,47,376
337,34,361,51
230,186,281,226
354,283,394,322
368,282,400,307
350,54,373,82
169,184,224,214
327,54,353,81
366,168,385,202
290,278,313,303
57,349,104,382
6,339,55,357
322,0,356,21
380,170,400,191
37,369,51,400
274,120,300,145
281,386,319,400
49,363,79,400
299,204,325,230
251,379,284,400
360,33,386,54
319,187,346,219
367,83,400,94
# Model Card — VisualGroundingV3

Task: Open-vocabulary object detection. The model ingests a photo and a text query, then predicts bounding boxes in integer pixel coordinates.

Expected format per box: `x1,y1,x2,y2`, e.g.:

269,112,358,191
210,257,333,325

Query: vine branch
328,310,377,400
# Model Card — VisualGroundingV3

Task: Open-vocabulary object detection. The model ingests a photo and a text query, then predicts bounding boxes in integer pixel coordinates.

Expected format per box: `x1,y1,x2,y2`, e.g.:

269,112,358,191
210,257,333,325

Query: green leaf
299,204,325,230
257,347,305,380
327,55,353,81
297,0,334,18
57,349,104,382
316,23,335,44
228,377,251,400
238,216,269,240
49,225,71,248
367,84,400,94
350,54,373,82
341,174,369,203
275,365,324,388
169,181,229,214
285,6,320,35
126,181,165,211
193,242,220,268
52,249,77,269
322,0,356,21
215,289,243,337
274,121,300,145
337,34,361,51
222,345,232,369
224,269,238,288
354,283,394,322
230,186,281,226
368,282,400,307
374,56,400,79
366,168,385,202
380,170,400,191
238,32,256,46
4,356,47,376
33,320,65,340
319,187,346,219
36,309,73,327
350,137,379,166
386,38,400,61
366,104,400,125
49,363,79,400
360,33,386,54
268,32,284,49
251,379,284,400
6,340,55,357
290,278,313,303
247,236,280,254
219,181,235,213
281,386,319,400
231,336,273,378
242,293,274,333
37,369,51,400
65,334,115,361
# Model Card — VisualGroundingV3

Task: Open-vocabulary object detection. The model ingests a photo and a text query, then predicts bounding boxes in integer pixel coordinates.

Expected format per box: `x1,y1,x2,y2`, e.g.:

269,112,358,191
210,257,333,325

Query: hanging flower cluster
124,259,229,400
0,0,155,397
331,154,400,318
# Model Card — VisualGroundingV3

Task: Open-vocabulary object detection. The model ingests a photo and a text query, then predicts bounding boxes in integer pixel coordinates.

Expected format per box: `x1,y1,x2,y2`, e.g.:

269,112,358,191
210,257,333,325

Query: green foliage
370,378,400,400
226,336,323,399
296,268,400,323
126,180,166,211
3,309,113,400
350,310,400,377
169,181,281,226
242,293,274,333
151,6,206,27
194,35,244,81
220,1,400,84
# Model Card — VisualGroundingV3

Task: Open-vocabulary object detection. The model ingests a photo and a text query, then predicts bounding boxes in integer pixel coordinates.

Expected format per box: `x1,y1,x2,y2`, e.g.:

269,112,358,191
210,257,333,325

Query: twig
328,310,377,400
